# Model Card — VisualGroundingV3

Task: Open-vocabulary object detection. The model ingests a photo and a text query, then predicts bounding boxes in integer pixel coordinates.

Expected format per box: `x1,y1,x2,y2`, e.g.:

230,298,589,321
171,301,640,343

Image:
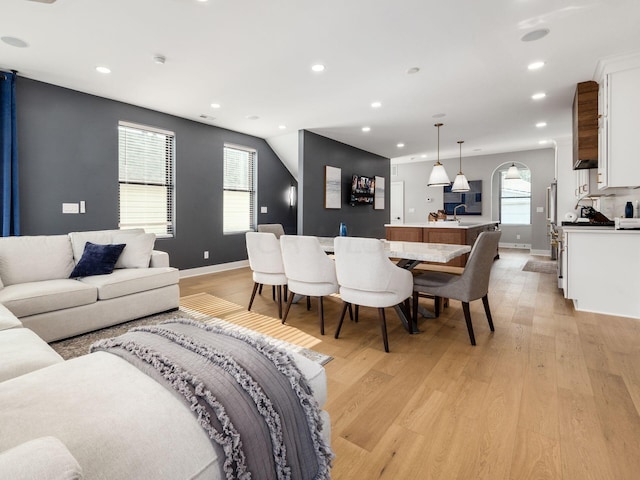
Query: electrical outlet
204,251,209,259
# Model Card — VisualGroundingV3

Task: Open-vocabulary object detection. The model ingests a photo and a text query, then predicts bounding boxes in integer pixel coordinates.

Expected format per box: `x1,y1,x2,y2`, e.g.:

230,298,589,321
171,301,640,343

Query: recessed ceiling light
153,55,166,65
362,126,371,132
539,139,549,145
246,115,260,120
371,101,382,108
210,103,221,109
528,61,545,70
521,28,550,42
95,66,111,74
432,113,446,119
421,154,427,158
278,125,287,130
1,36,29,48
311,64,325,72
536,122,547,128
397,143,405,148
407,67,420,74
531,92,546,100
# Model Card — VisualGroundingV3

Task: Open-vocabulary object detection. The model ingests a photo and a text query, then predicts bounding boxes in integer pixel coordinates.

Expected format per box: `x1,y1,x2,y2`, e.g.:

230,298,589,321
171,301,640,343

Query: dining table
318,237,471,333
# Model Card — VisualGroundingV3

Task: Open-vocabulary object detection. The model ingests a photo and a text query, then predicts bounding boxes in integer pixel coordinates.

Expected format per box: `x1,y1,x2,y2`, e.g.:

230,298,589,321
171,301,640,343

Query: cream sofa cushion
0,436,83,480
68,229,144,263
0,303,22,330
0,328,64,382
113,232,156,269
78,267,179,300
0,235,74,286
0,279,97,317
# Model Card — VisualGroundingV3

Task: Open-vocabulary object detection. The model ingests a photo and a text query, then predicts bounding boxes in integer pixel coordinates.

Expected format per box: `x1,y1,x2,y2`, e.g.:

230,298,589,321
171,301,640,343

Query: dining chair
245,232,288,318
412,230,501,345
257,223,285,239
333,236,413,352
279,235,339,335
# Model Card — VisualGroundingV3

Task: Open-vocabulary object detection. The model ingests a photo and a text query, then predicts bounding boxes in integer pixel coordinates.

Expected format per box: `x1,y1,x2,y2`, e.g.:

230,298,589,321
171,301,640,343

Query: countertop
385,221,499,230
561,225,640,234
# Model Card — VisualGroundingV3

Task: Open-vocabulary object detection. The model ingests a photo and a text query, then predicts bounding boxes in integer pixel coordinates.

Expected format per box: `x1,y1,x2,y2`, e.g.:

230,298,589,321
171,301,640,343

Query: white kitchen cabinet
596,55,640,189
564,228,640,318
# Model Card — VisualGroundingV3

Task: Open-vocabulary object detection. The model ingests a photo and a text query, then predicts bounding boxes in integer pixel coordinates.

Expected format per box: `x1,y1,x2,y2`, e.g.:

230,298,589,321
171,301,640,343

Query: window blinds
118,121,175,237
223,145,256,233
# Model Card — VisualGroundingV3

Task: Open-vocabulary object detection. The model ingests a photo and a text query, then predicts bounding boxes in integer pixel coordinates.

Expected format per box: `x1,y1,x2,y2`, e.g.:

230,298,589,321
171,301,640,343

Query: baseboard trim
180,260,249,278
499,242,531,250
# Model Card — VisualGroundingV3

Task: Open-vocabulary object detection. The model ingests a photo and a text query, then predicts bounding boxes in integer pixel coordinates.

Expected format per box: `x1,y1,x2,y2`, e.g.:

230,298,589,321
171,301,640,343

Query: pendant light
505,162,521,179
451,140,470,192
427,123,451,187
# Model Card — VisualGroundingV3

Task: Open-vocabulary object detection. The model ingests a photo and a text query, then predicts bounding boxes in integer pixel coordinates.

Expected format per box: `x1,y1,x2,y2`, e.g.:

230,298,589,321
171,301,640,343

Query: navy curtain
0,71,20,236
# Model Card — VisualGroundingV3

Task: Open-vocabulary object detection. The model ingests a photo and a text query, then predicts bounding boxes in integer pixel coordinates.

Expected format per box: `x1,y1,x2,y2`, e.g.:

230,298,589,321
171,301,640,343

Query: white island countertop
385,221,499,229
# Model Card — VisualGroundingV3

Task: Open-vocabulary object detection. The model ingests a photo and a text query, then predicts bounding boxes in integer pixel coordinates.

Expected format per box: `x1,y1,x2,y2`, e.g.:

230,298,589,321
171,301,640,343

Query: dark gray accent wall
299,130,389,238
16,78,296,269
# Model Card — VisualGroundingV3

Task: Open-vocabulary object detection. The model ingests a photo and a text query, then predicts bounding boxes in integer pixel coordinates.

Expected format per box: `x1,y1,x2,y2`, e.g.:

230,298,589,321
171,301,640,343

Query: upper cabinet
595,54,640,189
572,81,599,169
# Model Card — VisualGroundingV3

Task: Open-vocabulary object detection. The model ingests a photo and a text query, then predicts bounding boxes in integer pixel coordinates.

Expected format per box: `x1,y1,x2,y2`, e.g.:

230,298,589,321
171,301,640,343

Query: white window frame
223,144,257,234
499,167,531,225
118,121,175,237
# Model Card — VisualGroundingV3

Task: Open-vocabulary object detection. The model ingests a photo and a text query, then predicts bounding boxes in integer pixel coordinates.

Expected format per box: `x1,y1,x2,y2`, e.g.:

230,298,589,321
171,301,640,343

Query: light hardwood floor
179,248,640,480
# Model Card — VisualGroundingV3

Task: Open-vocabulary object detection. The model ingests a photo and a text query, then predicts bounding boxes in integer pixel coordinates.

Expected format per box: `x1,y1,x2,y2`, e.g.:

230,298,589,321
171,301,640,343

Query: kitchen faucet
453,204,467,221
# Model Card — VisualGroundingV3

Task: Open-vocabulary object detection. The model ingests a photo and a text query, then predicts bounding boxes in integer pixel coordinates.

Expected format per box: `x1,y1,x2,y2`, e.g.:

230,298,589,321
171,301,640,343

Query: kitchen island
385,221,499,267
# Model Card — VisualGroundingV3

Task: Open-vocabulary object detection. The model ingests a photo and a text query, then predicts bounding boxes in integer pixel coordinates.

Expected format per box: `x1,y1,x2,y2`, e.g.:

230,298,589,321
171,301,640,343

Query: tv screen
443,180,482,215
350,174,375,205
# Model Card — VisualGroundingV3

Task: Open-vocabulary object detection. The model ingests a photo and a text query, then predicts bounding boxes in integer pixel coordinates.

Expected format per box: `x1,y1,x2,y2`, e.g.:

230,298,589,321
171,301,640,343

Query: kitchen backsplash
599,188,640,219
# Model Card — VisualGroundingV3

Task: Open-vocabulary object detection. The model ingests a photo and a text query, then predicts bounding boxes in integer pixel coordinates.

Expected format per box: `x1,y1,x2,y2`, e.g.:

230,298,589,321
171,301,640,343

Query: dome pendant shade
505,163,521,179
450,140,470,192
428,163,451,186
427,122,451,187
451,173,470,192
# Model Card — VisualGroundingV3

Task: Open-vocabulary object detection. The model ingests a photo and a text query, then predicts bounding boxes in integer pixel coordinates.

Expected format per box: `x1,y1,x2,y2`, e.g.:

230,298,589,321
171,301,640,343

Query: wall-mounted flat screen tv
350,174,375,205
443,180,482,215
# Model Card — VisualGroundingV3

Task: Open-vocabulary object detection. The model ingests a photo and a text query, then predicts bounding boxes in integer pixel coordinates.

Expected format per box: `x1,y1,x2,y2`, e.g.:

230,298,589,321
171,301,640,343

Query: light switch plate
536,206,544,213
62,203,79,214
260,206,268,213
79,201,86,213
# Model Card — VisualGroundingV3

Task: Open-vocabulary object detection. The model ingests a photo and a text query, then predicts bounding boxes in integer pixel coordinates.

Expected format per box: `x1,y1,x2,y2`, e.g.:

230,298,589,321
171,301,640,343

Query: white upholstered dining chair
279,235,339,335
257,223,285,239
245,232,288,318
412,230,501,345
333,236,413,352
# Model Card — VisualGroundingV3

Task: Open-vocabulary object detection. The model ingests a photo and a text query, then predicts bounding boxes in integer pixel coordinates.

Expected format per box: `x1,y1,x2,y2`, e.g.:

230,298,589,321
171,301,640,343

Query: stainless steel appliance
546,181,558,260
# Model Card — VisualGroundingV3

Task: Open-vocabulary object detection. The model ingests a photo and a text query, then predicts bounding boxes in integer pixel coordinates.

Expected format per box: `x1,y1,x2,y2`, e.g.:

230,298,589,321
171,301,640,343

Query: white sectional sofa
0,229,180,342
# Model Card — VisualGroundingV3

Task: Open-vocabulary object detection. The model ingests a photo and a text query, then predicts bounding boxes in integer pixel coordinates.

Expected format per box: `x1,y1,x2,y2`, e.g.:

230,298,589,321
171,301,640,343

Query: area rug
50,294,332,365
522,259,557,274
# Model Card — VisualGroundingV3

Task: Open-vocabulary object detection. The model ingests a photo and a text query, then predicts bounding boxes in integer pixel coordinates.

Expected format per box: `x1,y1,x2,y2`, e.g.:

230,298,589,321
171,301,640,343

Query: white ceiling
2,0,640,173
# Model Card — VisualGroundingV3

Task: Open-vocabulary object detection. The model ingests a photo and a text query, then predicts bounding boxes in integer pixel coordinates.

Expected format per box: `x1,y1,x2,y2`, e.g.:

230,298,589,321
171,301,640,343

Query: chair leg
482,295,495,332
282,291,295,324
334,302,350,339
412,292,419,330
259,284,263,295
272,285,276,301
354,305,359,323
318,296,325,335
248,282,259,311
462,302,476,346
348,303,354,321
378,308,389,353
434,296,441,317
277,285,282,319
306,296,311,311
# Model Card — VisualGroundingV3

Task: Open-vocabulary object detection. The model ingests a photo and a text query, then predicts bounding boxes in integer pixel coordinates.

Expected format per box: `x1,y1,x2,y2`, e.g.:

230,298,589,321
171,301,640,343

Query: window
118,121,175,237
499,167,531,224
223,144,256,234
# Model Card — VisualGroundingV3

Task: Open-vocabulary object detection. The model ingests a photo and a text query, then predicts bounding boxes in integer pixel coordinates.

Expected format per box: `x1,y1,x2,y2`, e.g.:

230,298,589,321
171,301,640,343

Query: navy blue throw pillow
69,242,126,278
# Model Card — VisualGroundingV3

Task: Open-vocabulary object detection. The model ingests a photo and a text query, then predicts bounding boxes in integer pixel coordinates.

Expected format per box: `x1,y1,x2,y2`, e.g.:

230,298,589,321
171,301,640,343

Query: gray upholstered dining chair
245,232,288,318
412,230,501,345
279,235,339,335
257,223,285,239
333,236,413,352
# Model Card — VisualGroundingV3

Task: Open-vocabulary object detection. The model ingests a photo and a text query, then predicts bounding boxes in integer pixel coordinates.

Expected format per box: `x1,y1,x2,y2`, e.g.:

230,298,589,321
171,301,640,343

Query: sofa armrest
149,250,170,268
0,303,22,331
0,436,83,480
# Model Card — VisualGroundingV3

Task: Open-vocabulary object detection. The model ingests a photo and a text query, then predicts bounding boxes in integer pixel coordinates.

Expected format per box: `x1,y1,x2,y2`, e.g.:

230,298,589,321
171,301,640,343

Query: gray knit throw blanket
90,319,333,480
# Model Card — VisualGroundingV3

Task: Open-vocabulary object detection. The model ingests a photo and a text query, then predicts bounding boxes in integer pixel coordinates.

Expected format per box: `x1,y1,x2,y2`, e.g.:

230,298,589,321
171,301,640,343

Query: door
390,181,404,224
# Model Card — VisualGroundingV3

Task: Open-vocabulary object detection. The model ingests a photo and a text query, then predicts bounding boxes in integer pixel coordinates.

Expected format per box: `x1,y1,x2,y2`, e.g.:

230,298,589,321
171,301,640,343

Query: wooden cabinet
386,223,498,268
572,81,599,169
596,57,640,189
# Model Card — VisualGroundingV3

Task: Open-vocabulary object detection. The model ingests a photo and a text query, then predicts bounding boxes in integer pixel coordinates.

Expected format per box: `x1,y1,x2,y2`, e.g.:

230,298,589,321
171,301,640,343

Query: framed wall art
374,175,385,210
324,165,342,209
